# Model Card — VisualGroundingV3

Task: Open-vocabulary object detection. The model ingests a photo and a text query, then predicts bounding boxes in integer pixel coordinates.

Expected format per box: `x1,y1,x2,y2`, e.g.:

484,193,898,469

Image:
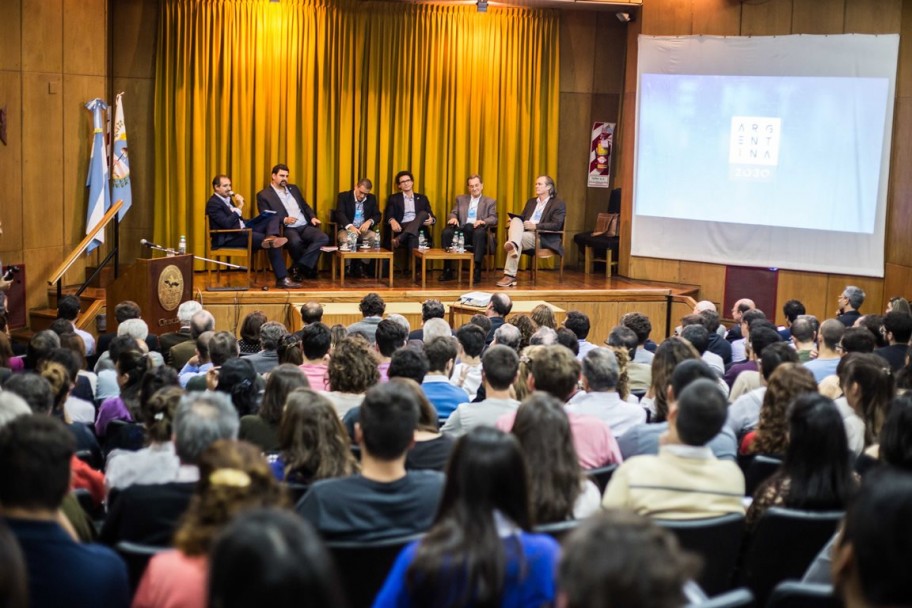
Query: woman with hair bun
132,440,288,608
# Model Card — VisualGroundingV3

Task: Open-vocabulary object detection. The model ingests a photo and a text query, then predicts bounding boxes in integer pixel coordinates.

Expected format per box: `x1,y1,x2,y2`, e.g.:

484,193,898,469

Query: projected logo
729,116,781,181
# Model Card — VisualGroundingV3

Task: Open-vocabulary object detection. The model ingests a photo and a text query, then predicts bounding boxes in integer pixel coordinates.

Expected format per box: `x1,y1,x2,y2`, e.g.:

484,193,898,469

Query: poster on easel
588,122,614,188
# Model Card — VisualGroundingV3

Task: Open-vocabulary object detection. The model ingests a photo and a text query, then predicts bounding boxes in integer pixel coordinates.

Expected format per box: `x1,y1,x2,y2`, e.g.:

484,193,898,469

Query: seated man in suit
497,175,566,288
206,174,299,289
335,178,381,278
255,164,329,281
440,174,497,284
384,170,435,252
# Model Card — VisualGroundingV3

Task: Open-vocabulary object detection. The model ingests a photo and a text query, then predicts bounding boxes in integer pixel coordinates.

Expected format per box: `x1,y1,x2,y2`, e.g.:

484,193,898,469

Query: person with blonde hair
132,440,288,608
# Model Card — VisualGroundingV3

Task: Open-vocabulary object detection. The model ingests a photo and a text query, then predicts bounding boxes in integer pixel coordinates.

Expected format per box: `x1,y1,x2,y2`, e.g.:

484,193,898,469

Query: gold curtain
154,0,560,264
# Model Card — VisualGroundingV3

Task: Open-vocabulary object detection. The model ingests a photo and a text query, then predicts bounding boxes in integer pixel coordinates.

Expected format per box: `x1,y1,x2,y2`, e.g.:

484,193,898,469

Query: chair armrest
535,228,564,234
209,227,252,234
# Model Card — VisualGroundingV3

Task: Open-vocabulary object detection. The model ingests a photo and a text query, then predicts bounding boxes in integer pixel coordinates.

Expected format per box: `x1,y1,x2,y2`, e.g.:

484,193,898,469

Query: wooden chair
204,215,253,287
522,222,567,284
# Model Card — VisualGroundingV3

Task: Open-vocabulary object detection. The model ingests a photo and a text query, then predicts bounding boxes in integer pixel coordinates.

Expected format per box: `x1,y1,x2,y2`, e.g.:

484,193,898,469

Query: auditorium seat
584,463,618,493
766,580,841,608
533,519,580,544
656,514,745,596
115,540,168,592
685,588,754,608
325,533,424,608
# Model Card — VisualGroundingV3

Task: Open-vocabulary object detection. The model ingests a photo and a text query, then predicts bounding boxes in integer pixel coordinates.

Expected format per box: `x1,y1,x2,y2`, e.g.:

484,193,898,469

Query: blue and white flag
85,98,110,253
111,92,132,220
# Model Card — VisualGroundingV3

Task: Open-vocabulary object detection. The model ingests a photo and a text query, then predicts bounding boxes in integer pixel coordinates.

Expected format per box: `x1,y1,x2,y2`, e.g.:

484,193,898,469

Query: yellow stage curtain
154,0,559,263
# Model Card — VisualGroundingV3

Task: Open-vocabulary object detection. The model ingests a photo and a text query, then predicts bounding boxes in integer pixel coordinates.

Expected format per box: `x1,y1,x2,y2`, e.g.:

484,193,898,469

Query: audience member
468,313,492,335
621,311,657,358
169,310,215,371
805,318,847,382
529,325,558,346
740,363,818,457
699,309,733,365
511,393,601,522
132,440,288,608
603,378,745,518
509,314,535,350
96,350,151,438
842,326,877,354
725,342,800,440
556,327,581,356
374,426,559,607
409,299,445,342
401,378,456,471
837,285,865,327
272,389,358,484
607,325,650,393
730,308,766,363
244,321,288,374
297,301,324,328
641,337,701,422
857,314,887,349
530,303,557,329
56,294,96,356
208,509,345,608
451,324,486,399
725,323,781,392
492,322,522,352
237,310,267,354
874,310,912,371
375,318,408,382
214,357,260,418
484,292,512,344
325,336,379,418
298,322,331,391
790,315,819,362
564,311,596,359
159,300,202,363
297,382,444,541
240,364,308,452
681,322,724,377
277,333,304,366
23,329,60,371
421,337,469,420
347,293,385,343
421,317,452,344
177,330,213,388
442,345,520,436
566,348,646,437
0,415,129,607
558,510,700,608
839,353,895,447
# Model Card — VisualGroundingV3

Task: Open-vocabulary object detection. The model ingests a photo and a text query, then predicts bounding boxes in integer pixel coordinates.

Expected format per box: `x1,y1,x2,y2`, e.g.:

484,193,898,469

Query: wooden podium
106,255,193,336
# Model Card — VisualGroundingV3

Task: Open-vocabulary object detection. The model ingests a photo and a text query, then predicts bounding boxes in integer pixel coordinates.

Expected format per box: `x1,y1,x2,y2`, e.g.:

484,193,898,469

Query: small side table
411,248,474,289
333,248,394,287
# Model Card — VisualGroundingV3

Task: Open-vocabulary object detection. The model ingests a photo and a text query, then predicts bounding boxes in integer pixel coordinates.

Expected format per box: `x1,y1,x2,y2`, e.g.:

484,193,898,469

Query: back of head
388,346,429,384
174,439,287,556
581,348,619,391
114,300,142,323
675,378,728,446
651,338,701,421
39,362,70,411
117,318,149,342
48,318,73,336
837,467,912,607
359,382,419,459
174,392,240,464
699,309,721,333
455,323,486,358
564,311,590,341
190,310,216,338
142,385,183,444
300,322,332,361
559,510,698,608
469,313,491,334
481,345,519,391
531,304,556,329
607,325,638,360
843,285,865,310
209,331,240,366
680,324,709,355
842,326,876,354
879,395,912,471
748,325,782,358
820,318,847,350
422,318,451,343
216,357,260,417
859,315,888,349
298,301,324,325
839,353,895,444
279,389,357,481
782,299,806,323
669,359,719,400
177,300,203,325
760,341,800,380
529,326,557,346
0,392,30,429
679,313,704,328
260,364,309,425
258,321,288,352
490,292,512,317
529,345,581,402
56,295,80,321
492,323,521,351
239,311,267,344
2,373,53,415
327,336,379,393
556,327,580,355
790,316,816,343
108,334,140,364
0,415,75,511
359,292,385,317
620,312,652,344
209,509,344,608
26,330,60,370
375,319,407,358
883,310,912,344
424,336,458,373
421,299,445,322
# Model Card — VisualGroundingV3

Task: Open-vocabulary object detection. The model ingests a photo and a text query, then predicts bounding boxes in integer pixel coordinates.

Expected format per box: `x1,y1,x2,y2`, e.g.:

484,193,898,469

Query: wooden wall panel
792,0,846,33
741,0,793,35
629,256,682,282
112,0,159,80
593,13,628,96
0,71,24,254
558,93,593,243
22,73,64,252
21,0,63,73
883,263,912,303
679,260,726,304
642,0,693,35
63,0,107,76
825,275,884,319
899,0,912,98
692,0,742,35
777,270,831,324
844,0,902,33
0,0,22,71
561,11,597,94
887,100,912,266
617,90,636,276
23,246,65,312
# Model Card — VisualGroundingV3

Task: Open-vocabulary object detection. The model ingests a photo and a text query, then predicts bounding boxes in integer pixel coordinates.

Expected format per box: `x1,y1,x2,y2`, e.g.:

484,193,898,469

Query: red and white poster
588,122,614,188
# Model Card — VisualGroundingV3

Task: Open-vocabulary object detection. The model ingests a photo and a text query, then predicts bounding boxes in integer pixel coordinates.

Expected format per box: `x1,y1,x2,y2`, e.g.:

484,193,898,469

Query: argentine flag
85,98,110,253
112,92,132,220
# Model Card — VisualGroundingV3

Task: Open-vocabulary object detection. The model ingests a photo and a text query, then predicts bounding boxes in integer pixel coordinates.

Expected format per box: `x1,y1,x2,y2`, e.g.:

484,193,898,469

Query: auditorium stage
194,267,699,342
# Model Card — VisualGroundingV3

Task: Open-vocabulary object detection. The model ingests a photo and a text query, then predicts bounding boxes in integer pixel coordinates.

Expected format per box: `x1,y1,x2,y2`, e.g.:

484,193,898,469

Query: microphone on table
140,239,179,255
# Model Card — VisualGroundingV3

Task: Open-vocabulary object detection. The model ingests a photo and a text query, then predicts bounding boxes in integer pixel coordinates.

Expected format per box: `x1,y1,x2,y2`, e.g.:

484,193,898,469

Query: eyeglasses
398,178,413,185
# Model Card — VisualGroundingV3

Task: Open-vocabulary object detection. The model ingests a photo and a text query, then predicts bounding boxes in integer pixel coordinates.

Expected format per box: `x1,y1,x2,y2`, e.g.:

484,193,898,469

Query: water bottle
457,231,465,253
178,235,187,255
349,231,357,251
418,231,427,249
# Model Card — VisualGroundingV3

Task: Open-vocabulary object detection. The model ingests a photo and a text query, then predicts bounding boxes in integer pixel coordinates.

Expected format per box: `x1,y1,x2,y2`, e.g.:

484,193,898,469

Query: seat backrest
744,455,783,496
685,587,754,608
657,514,745,596
585,464,618,493
533,519,580,544
326,534,424,608
743,507,843,606
115,540,169,592
767,581,841,608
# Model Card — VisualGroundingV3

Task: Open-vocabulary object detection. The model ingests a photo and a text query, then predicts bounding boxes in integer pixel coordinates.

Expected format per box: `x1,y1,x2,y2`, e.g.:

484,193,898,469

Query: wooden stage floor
194,266,699,343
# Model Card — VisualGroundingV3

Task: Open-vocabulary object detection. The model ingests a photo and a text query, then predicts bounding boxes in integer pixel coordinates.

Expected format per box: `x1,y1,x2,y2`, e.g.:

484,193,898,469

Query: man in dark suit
497,175,566,288
335,178,381,278
255,164,329,281
206,174,300,289
440,174,497,283
384,170,436,252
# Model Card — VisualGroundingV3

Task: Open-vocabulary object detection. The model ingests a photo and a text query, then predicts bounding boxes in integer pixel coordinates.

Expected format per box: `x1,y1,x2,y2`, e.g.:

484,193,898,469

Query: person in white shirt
442,345,520,437
451,324,486,400
566,348,647,437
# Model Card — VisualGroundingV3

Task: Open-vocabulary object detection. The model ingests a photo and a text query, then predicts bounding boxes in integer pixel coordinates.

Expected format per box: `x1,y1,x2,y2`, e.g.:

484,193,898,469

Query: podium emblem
157,265,184,311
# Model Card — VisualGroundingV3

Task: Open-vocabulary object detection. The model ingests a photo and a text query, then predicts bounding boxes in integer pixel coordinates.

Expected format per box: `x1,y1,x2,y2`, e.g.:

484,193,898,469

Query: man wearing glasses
836,286,865,327
384,170,435,252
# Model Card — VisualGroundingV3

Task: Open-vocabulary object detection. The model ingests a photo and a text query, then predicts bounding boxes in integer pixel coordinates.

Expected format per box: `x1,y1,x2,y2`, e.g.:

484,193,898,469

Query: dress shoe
261,236,288,249
276,277,302,289
438,269,455,282
496,275,517,288
473,268,482,283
